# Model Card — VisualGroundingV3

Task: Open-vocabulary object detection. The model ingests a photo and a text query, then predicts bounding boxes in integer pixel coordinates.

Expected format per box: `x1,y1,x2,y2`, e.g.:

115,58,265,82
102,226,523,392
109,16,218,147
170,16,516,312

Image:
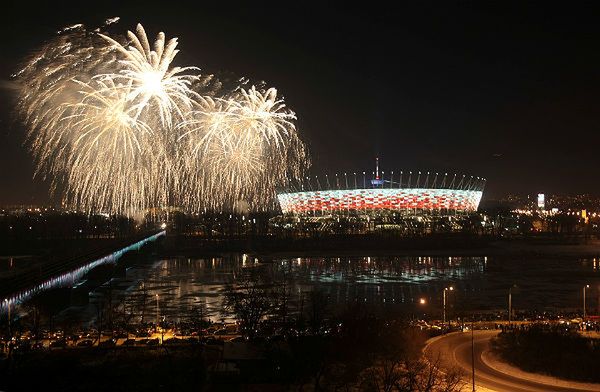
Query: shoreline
160,238,600,259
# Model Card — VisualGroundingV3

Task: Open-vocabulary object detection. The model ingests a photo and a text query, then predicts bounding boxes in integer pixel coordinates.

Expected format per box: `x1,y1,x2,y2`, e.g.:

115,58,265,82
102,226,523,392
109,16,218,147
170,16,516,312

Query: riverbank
160,234,600,259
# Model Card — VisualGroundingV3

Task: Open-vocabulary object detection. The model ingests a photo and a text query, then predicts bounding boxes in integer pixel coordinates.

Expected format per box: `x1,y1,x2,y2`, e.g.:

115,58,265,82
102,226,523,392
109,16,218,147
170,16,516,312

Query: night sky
1,1,600,205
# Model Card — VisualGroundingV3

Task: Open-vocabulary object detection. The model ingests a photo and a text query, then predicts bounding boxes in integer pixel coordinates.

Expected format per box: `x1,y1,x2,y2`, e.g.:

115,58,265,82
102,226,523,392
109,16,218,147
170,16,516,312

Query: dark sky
2,1,600,205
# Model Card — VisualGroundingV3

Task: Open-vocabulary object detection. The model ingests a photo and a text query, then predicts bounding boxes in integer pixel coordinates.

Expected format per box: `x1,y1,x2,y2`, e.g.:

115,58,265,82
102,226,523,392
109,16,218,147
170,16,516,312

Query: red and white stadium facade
277,164,485,216
278,188,483,215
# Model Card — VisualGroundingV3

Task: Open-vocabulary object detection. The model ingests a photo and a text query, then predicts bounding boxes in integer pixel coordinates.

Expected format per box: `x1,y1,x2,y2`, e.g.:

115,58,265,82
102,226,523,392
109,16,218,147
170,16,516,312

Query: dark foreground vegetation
491,324,600,383
1,346,207,392
1,310,464,391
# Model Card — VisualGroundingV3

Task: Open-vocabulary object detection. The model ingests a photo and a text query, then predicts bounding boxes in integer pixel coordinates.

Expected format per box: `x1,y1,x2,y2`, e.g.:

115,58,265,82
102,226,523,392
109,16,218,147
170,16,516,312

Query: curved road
425,330,599,392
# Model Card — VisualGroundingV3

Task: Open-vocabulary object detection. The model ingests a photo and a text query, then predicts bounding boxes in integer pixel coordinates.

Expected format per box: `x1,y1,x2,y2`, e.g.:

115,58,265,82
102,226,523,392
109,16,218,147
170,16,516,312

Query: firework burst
60,79,161,214
99,23,200,129
178,86,307,211
14,20,308,215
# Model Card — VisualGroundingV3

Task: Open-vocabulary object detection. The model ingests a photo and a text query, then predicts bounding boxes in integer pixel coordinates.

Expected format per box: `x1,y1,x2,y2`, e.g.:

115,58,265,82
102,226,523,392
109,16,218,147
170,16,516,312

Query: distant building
537,193,545,210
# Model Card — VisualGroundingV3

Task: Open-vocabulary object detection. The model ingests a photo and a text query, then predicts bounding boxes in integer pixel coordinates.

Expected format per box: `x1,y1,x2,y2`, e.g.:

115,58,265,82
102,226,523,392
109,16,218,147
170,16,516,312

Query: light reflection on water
54,254,598,325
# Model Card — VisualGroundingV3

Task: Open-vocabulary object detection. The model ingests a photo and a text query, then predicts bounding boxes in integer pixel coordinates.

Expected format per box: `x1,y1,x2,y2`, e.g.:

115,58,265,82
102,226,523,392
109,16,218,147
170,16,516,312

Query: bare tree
404,356,464,392
308,289,329,334
361,354,465,392
361,356,404,392
137,280,149,326
21,303,42,343
359,327,465,392
277,271,294,325
189,299,210,338
112,299,135,337
223,274,275,338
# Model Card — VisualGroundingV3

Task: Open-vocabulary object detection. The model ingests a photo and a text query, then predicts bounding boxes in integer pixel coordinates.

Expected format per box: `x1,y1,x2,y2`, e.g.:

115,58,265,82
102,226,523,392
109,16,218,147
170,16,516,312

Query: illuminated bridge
0,231,165,315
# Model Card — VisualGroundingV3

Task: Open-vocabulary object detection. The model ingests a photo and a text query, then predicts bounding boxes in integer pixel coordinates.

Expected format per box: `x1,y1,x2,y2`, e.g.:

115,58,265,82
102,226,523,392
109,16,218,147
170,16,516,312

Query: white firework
14,21,308,215
178,86,307,211
99,24,199,129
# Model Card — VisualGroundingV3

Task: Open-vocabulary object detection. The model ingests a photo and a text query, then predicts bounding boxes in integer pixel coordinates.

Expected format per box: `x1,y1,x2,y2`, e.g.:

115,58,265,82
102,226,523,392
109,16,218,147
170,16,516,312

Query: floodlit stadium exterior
278,188,483,215
277,171,485,217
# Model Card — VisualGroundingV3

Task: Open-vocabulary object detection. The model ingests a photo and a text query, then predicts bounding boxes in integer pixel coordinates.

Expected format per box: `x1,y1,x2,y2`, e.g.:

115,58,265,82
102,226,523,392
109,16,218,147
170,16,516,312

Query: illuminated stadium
277,159,485,219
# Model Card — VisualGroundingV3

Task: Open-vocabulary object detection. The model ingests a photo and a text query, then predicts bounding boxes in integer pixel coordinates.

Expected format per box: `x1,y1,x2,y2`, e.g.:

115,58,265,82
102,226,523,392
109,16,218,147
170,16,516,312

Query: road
425,330,600,392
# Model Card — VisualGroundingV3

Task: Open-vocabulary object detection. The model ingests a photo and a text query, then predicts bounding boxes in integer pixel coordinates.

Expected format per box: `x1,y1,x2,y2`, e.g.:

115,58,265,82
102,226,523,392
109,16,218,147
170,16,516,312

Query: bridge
0,231,165,314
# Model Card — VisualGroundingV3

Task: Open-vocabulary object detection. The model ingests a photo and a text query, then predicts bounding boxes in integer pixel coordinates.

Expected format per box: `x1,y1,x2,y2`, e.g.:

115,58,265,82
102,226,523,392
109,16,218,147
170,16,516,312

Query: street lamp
443,286,454,325
471,317,476,392
583,284,590,320
4,299,9,338
508,285,517,325
156,294,159,326
508,287,512,324
413,297,428,321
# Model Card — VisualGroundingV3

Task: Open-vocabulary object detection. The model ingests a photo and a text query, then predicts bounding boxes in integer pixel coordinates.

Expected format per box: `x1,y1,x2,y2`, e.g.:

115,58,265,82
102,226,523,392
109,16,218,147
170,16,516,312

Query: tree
137,280,149,325
359,328,464,392
222,273,276,338
308,289,329,334
189,300,210,339
276,271,294,325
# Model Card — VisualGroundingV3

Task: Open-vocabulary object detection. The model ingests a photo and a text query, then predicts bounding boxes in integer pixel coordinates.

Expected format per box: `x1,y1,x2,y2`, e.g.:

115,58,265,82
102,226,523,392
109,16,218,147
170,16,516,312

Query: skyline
2,2,600,205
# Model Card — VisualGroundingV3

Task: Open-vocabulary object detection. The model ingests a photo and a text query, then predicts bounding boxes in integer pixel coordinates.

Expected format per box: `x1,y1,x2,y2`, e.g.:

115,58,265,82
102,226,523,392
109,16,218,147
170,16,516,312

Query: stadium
277,159,485,220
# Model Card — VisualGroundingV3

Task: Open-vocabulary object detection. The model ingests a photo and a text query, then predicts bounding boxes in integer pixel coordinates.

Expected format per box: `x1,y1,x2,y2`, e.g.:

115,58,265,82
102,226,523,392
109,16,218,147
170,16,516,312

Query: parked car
67,334,80,342
164,337,181,345
49,339,67,348
77,339,93,347
146,338,160,346
98,338,116,348
204,337,224,346
14,341,31,352
122,338,136,346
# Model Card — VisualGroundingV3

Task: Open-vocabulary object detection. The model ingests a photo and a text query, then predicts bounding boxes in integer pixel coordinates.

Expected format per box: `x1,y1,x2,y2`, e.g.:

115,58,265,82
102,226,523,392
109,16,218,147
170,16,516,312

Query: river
44,253,599,326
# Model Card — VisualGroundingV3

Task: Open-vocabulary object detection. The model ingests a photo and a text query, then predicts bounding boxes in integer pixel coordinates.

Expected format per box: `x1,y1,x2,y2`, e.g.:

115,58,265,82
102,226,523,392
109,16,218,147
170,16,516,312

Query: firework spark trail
14,22,122,199
98,24,200,129
178,87,307,212
59,79,159,213
14,20,308,215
